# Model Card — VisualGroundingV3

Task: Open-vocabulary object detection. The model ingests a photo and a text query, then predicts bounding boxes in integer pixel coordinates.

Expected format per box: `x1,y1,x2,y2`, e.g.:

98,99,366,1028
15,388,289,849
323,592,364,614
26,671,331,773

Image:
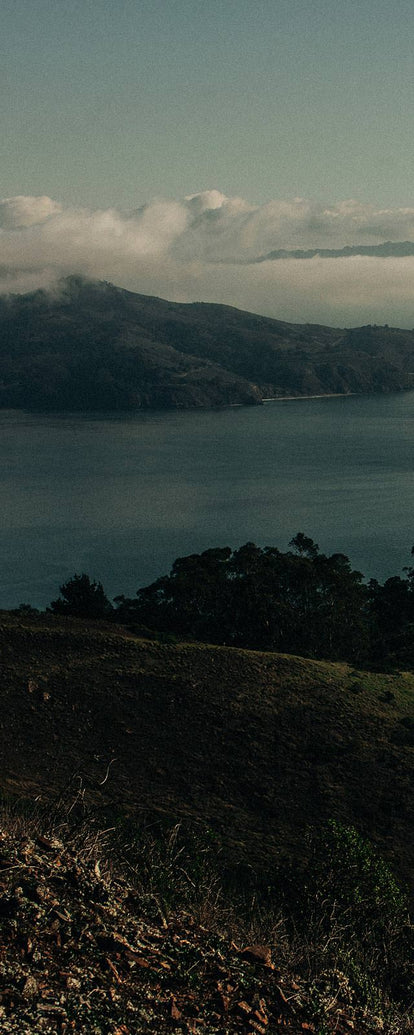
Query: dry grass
1,802,413,1034
1,611,413,1031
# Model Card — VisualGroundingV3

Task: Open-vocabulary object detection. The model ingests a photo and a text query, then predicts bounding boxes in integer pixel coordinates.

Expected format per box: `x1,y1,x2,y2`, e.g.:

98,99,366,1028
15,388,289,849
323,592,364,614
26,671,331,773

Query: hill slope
1,276,414,409
1,613,413,895
2,811,412,1034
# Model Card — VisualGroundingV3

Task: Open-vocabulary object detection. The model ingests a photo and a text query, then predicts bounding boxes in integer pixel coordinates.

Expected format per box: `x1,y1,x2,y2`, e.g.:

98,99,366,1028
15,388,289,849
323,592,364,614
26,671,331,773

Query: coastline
262,392,357,402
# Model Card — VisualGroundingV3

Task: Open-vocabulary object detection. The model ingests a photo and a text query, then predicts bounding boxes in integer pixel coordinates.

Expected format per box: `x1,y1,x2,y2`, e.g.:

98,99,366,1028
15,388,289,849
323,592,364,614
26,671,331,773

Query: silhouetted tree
49,573,113,619
369,573,414,666
289,532,319,558
114,535,369,662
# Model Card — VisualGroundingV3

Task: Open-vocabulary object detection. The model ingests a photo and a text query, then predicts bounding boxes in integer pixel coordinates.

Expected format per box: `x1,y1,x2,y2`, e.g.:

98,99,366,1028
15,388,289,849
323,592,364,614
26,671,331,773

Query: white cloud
0,195,62,229
2,190,414,326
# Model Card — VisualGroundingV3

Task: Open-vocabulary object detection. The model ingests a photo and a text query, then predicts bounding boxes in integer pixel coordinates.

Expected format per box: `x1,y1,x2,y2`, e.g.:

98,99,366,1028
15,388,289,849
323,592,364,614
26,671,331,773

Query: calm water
1,393,414,609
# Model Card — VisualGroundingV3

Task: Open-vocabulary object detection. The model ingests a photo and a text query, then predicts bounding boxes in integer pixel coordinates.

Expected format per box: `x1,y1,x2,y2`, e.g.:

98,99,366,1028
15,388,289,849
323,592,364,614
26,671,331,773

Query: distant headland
1,275,414,411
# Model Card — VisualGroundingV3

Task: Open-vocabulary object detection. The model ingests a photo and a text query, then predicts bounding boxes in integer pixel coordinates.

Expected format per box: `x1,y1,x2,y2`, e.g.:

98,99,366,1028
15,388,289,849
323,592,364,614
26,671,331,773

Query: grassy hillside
1,276,414,409
1,613,413,896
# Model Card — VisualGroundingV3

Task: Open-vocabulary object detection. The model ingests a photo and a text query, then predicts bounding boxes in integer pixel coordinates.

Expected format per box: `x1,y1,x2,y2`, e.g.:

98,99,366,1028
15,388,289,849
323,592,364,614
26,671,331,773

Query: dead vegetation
1,612,413,1031
1,804,413,1034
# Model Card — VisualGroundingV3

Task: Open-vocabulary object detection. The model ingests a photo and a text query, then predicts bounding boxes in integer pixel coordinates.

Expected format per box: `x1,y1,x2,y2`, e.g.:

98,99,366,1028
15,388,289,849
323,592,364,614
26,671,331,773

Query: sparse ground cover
0,612,413,1031
0,613,413,891
0,808,413,1034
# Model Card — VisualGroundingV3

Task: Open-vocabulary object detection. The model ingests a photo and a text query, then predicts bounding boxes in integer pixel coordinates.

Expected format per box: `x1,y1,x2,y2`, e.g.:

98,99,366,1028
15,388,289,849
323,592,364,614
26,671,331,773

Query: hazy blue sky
2,0,414,325
2,0,414,208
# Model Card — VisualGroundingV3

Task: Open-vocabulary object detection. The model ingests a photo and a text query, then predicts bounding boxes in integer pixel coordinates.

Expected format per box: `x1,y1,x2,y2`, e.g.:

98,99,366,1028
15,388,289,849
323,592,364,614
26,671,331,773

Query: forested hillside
1,276,414,409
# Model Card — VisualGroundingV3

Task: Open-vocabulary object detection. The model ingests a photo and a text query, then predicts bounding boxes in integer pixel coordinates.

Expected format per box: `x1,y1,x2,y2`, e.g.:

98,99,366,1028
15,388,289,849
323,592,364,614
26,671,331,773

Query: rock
241,944,274,968
22,975,38,998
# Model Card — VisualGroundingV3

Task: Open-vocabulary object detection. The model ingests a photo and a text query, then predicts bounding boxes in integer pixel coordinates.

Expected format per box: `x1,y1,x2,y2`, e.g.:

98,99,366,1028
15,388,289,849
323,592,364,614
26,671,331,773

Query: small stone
66,976,81,990
241,944,274,968
22,975,38,998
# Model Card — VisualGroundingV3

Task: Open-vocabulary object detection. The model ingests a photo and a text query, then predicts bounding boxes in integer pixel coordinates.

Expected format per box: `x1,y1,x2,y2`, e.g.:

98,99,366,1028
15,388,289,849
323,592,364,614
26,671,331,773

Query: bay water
1,392,414,609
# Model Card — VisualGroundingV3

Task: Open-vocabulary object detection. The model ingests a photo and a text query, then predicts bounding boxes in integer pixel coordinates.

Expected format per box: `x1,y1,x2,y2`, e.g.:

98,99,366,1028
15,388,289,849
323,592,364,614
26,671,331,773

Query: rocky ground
1,815,412,1035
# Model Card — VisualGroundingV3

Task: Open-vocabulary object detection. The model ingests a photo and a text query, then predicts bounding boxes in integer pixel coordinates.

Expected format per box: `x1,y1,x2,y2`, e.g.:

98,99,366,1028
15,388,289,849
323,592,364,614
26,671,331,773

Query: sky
2,0,414,326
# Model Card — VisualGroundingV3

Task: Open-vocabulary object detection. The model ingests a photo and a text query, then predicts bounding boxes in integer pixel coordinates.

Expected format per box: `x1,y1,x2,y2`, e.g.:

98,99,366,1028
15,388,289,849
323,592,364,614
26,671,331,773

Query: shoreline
262,392,357,402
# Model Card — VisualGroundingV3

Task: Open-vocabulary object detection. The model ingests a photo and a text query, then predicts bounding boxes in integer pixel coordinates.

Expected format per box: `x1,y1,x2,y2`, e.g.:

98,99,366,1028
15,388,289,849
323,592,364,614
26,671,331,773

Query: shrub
283,821,413,1006
49,573,113,619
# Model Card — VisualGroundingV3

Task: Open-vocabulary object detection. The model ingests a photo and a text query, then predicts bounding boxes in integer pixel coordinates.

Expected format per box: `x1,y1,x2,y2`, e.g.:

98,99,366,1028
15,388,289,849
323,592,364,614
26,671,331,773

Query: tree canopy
47,538,414,668
114,537,369,663
49,573,113,620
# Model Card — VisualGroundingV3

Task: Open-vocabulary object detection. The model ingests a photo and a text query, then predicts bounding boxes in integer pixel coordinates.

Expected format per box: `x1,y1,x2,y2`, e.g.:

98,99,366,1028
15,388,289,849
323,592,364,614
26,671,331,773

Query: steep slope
2,813,411,1034
1,276,414,409
1,613,413,895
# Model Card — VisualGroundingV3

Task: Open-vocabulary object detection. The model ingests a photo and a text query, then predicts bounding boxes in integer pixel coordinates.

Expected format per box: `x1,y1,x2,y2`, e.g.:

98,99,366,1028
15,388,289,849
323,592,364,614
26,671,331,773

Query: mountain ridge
1,276,414,409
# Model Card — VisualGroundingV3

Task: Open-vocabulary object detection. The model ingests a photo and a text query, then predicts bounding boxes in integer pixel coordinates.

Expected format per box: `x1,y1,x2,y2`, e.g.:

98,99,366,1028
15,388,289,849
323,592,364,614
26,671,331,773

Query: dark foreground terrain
2,276,414,409
1,810,412,1034
1,612,413,891
1,613,413,1032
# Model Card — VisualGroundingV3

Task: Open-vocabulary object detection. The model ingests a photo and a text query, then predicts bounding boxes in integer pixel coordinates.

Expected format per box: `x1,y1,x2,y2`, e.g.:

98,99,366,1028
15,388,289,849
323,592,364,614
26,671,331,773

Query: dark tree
49,573,113,619
114,535,369,662
288,532,319,558
369,574,414,666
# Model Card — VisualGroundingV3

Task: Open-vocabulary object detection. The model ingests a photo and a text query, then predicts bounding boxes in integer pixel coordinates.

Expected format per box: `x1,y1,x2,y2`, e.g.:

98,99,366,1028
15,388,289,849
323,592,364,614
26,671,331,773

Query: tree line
45,534,414,668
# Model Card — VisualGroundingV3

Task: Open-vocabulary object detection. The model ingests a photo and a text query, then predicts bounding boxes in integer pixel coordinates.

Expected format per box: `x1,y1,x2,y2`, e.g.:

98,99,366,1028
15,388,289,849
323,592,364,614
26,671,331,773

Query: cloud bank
2,190,414,326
